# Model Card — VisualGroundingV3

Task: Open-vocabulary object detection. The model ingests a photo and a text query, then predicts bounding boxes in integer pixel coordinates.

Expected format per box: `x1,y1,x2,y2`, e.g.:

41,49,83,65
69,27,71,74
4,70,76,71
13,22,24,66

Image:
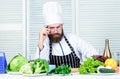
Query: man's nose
54,28,58,33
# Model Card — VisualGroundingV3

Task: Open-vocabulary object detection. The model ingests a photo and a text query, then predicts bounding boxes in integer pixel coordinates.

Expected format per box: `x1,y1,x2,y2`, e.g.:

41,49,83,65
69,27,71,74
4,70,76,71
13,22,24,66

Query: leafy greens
79,57,104,74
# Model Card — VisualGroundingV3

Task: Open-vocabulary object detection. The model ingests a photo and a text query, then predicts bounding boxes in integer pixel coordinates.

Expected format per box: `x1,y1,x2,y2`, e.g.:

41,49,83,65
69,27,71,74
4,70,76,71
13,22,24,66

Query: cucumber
99,68,115,73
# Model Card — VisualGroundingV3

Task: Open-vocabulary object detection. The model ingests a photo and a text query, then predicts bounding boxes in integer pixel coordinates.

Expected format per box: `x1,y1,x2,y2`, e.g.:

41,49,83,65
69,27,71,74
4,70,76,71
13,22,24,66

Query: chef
35,2,97,68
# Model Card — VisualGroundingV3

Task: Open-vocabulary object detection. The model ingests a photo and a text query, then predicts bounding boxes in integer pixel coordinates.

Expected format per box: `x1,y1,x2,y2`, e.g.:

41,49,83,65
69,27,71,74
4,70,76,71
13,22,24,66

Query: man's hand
38,26,50,50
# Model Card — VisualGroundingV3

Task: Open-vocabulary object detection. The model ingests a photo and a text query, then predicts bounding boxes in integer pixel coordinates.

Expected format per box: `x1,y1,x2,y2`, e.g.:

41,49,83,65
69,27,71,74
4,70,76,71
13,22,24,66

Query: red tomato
112,67,119,73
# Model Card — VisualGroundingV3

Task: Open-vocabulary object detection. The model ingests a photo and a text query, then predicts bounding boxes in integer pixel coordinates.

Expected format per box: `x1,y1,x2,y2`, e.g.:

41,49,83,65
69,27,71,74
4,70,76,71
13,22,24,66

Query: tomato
112,67,119,73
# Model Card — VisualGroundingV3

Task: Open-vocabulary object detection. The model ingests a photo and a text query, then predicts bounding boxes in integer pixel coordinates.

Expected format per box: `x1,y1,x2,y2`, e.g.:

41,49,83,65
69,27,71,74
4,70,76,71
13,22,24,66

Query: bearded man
35,2,97,68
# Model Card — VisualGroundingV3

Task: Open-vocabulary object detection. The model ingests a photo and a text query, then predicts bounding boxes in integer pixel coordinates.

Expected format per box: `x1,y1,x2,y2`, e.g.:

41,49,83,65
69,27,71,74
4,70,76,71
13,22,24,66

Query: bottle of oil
103,39,112,58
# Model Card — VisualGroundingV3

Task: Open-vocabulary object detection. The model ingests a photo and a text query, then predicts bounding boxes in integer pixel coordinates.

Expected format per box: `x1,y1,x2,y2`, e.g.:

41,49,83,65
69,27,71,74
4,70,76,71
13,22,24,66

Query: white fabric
35,33,98,64
43,2,63,25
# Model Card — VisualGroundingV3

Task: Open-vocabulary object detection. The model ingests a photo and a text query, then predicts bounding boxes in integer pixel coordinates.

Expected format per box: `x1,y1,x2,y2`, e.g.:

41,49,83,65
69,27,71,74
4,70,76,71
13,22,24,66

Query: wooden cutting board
71,68,79,73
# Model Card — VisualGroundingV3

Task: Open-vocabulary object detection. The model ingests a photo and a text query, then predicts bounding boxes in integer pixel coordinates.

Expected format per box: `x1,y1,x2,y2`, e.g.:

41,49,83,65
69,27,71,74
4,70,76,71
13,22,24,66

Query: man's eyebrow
57,24,62,27
45,26,48,28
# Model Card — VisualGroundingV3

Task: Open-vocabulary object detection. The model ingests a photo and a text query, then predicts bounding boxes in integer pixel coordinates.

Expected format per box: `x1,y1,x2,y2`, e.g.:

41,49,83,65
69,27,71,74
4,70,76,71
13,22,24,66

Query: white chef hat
43,2,63,25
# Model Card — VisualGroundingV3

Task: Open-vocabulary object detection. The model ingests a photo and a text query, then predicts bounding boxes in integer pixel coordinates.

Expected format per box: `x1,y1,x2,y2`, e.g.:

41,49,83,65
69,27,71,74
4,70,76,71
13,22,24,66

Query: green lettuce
6,54,28,72
79,57,104,74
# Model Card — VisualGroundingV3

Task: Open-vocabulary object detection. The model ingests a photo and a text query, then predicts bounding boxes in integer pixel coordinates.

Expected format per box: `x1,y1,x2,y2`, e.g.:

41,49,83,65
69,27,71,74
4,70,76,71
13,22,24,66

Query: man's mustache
49,33,61,36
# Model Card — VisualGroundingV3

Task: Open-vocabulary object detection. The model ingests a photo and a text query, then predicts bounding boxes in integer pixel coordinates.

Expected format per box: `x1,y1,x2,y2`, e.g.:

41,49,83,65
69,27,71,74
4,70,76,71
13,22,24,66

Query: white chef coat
35,33,97,64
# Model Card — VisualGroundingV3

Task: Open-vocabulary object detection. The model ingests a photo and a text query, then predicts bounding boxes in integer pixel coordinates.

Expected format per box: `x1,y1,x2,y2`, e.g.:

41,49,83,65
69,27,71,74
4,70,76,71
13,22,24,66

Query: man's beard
48,31,64,43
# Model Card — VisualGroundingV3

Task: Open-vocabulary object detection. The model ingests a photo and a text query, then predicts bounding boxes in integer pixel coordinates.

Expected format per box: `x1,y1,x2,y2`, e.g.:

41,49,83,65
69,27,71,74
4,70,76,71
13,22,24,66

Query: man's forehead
47,23,63,27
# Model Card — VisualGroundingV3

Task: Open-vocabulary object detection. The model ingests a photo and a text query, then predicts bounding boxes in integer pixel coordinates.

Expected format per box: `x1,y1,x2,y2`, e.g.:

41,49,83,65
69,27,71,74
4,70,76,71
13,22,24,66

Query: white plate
46,73,72,76
88,73,120,75
7,72,22,75
71,72,79,75
23,73,46,77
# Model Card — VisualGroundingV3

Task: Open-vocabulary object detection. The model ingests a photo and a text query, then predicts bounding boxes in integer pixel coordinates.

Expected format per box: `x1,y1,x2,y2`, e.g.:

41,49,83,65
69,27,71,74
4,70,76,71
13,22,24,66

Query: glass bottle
103,39,112,58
